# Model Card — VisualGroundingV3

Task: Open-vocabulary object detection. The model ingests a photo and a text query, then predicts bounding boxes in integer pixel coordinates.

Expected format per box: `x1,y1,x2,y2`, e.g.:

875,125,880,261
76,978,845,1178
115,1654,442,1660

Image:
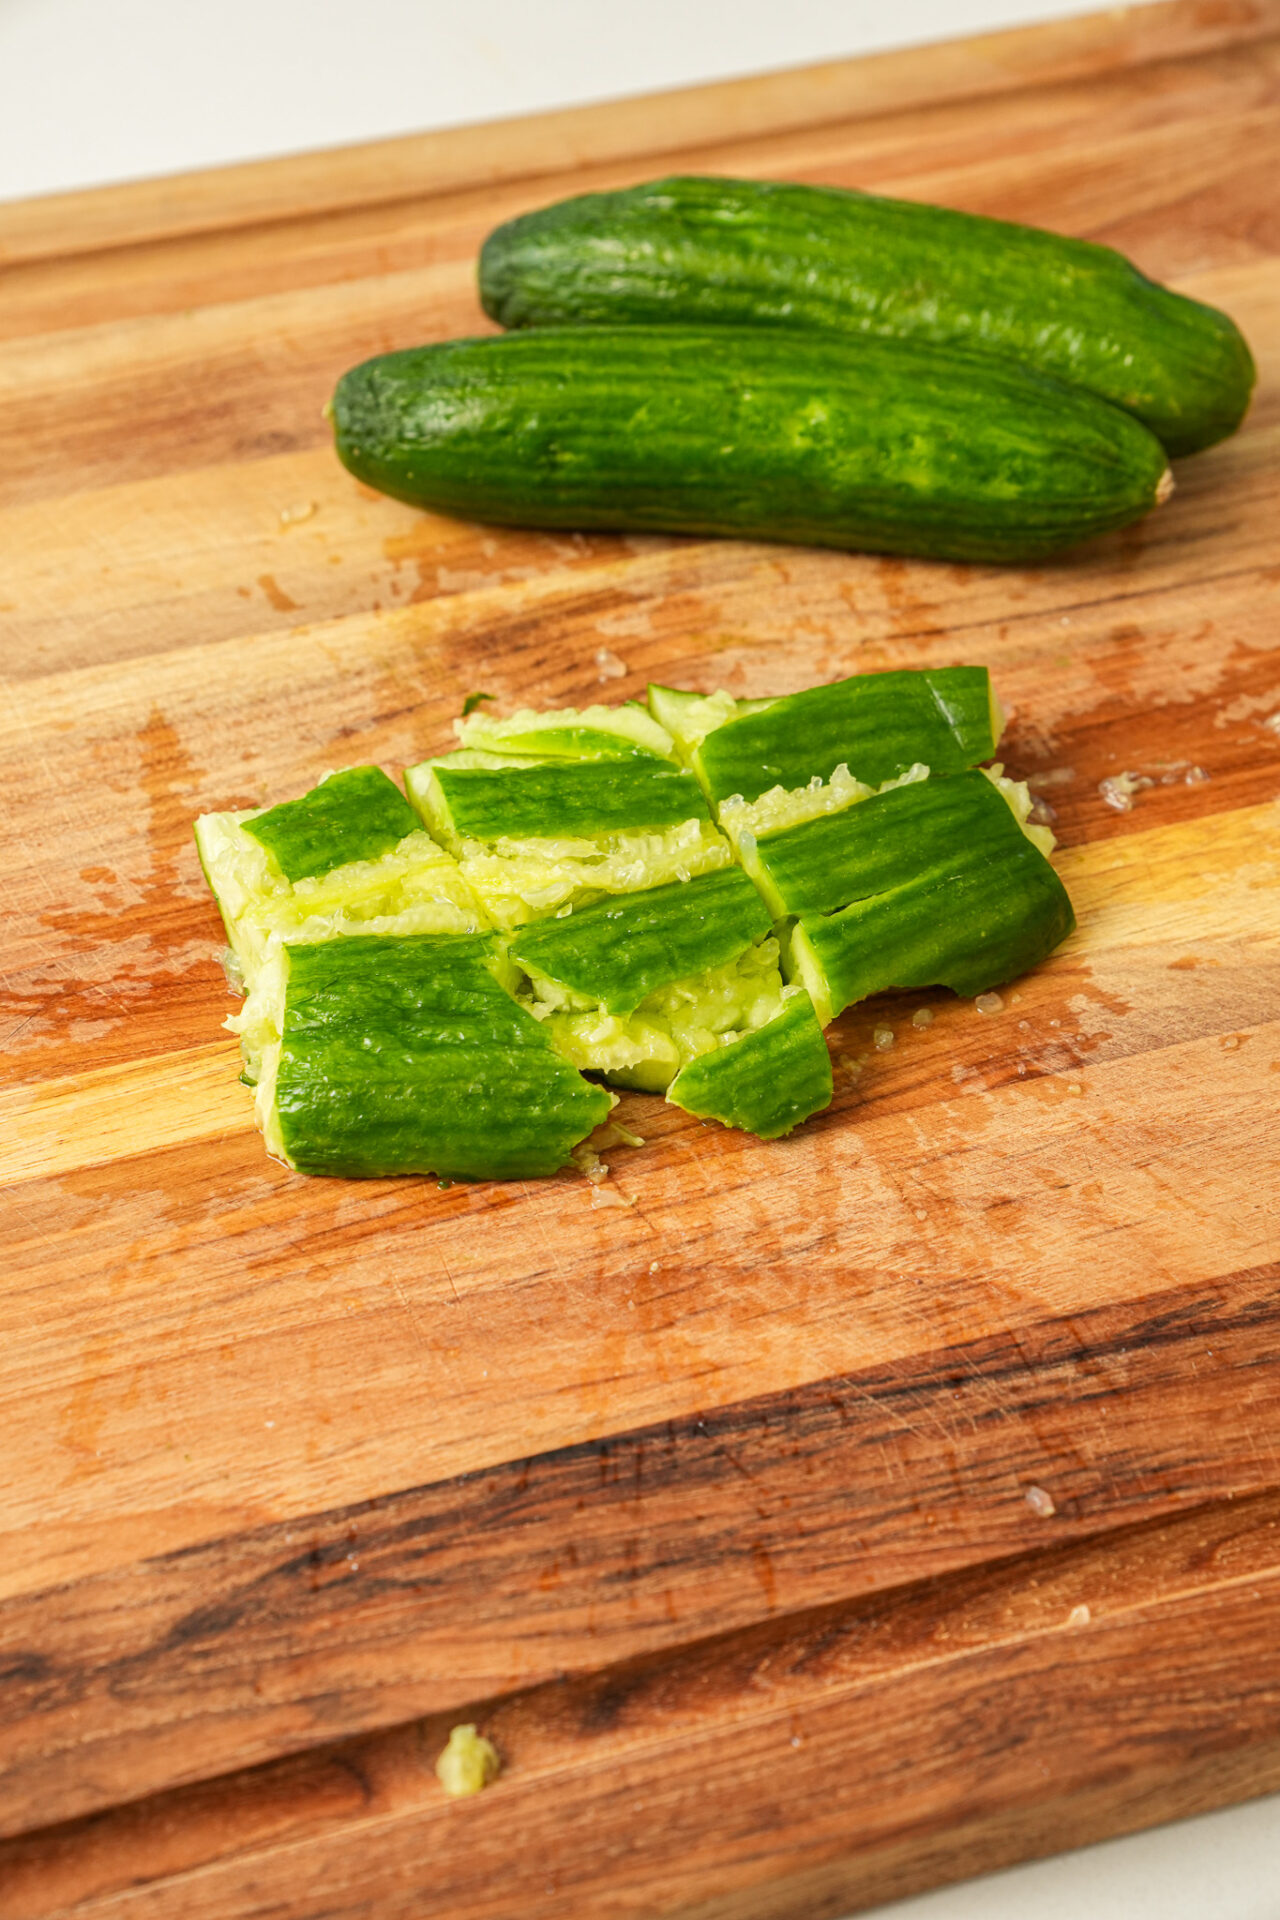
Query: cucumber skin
511,867,771,1014
430,761,711,842
667,992,833,1139
697,667,995,806
331,330,1170,567
788,774,1076,1022
243,766,420,883
479,176,1255,457
273,935,610,1180
753,765,1029,917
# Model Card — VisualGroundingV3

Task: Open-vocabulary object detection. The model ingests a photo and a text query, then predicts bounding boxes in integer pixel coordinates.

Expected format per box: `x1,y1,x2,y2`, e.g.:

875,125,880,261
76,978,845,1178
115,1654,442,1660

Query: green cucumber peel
510,866,771,1014
749,762,1029,918
667,990,833,1139
241,766,420,883
412,760,712,844
694,667,998,807
268,934,611,1179
783,772,1076,1025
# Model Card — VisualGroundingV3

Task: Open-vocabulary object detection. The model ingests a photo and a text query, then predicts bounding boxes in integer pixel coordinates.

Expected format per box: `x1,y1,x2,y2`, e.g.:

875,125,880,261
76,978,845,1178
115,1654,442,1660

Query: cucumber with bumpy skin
782,771,1076,1026
667,989,832,1140
255,934,611,1180
652,666,1001,807
195,770,488,987
331,329,1172,566
479,175,1255,456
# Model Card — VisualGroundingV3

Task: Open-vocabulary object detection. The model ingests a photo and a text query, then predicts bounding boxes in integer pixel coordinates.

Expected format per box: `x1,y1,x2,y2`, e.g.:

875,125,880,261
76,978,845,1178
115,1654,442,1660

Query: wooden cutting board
2,4,1280,1913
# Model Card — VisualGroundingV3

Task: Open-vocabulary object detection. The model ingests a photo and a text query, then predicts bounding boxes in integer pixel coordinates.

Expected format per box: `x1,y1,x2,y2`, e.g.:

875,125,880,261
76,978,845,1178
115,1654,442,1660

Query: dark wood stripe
4,1488,1280,1917
1,1263,1278,1838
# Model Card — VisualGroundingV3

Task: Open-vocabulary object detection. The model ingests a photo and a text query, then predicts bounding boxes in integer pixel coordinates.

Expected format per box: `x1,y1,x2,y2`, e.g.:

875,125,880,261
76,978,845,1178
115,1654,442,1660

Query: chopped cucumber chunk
255,934,611,1180
196,808,486,983
405,755,731,929
419,761,712,843
646,684,774,760
668,990,832,1139
241,766,420,882
690,666,1000,805
782,771,1075,1024
510,867,770,1014
456,700,676,763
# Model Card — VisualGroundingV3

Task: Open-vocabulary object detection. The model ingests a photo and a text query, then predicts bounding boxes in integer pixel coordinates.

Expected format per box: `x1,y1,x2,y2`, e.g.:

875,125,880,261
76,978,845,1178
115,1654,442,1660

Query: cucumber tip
1156,467,1175,506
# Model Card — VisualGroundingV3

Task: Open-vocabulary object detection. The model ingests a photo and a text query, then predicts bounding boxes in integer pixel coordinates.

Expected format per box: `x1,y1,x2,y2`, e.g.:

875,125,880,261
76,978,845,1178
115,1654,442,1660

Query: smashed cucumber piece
783,770,1076,1026
510,866,771,1015
241,766,421,881
251,934,611,1179
667,989,832,1139
195,773,487,985
405,752,731,930
421,760,712,842
454,699,676,763
535,936,791,1095
743,762,1048,919
650,666,1001,805
513,869,832,1134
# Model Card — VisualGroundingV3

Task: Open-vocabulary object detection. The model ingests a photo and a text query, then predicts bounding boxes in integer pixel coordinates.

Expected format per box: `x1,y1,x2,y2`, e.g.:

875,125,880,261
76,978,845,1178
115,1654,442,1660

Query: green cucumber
661,666,1000,807
420,761,711,844
405,751,730,929
479,176,1255,456
195,786,487,989
331,329,1171,566
783,771,1075,1025
667,990,832,1140
510,866,771,1015
263,934,610,1180
240,766,420,883
746,763,1033,918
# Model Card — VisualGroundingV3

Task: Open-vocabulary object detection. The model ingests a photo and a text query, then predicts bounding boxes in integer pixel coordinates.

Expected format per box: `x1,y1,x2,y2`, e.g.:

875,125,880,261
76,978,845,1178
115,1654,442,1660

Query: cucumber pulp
253,933,611,1180
455,699,676,763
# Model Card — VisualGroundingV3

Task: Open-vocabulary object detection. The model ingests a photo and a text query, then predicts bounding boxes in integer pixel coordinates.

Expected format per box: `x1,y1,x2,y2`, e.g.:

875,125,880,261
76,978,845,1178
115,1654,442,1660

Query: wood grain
2,3,1279,1912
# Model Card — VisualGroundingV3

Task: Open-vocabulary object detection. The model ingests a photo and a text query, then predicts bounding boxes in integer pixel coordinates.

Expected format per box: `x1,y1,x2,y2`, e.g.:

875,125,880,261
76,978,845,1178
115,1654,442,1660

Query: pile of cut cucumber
331,176,1254,564
196,667,1075,1182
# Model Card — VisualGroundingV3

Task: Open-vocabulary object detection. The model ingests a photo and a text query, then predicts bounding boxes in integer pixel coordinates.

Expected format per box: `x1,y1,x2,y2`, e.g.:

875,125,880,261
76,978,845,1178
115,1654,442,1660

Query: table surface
2,3,1280,1920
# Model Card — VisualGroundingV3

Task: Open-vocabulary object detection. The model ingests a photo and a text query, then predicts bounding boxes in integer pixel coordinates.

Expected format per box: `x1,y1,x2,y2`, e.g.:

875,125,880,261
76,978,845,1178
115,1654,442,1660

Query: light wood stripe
0,1042,247,1184
1,802,1274,1186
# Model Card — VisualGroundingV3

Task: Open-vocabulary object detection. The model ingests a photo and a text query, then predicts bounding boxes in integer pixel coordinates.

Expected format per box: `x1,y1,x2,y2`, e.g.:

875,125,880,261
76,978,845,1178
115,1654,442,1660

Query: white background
3,0,1278,1911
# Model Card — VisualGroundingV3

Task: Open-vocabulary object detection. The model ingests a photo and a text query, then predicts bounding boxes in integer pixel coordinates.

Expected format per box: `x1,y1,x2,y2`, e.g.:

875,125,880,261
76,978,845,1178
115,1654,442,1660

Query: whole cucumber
479,177,1254,457
332,328,1171,566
